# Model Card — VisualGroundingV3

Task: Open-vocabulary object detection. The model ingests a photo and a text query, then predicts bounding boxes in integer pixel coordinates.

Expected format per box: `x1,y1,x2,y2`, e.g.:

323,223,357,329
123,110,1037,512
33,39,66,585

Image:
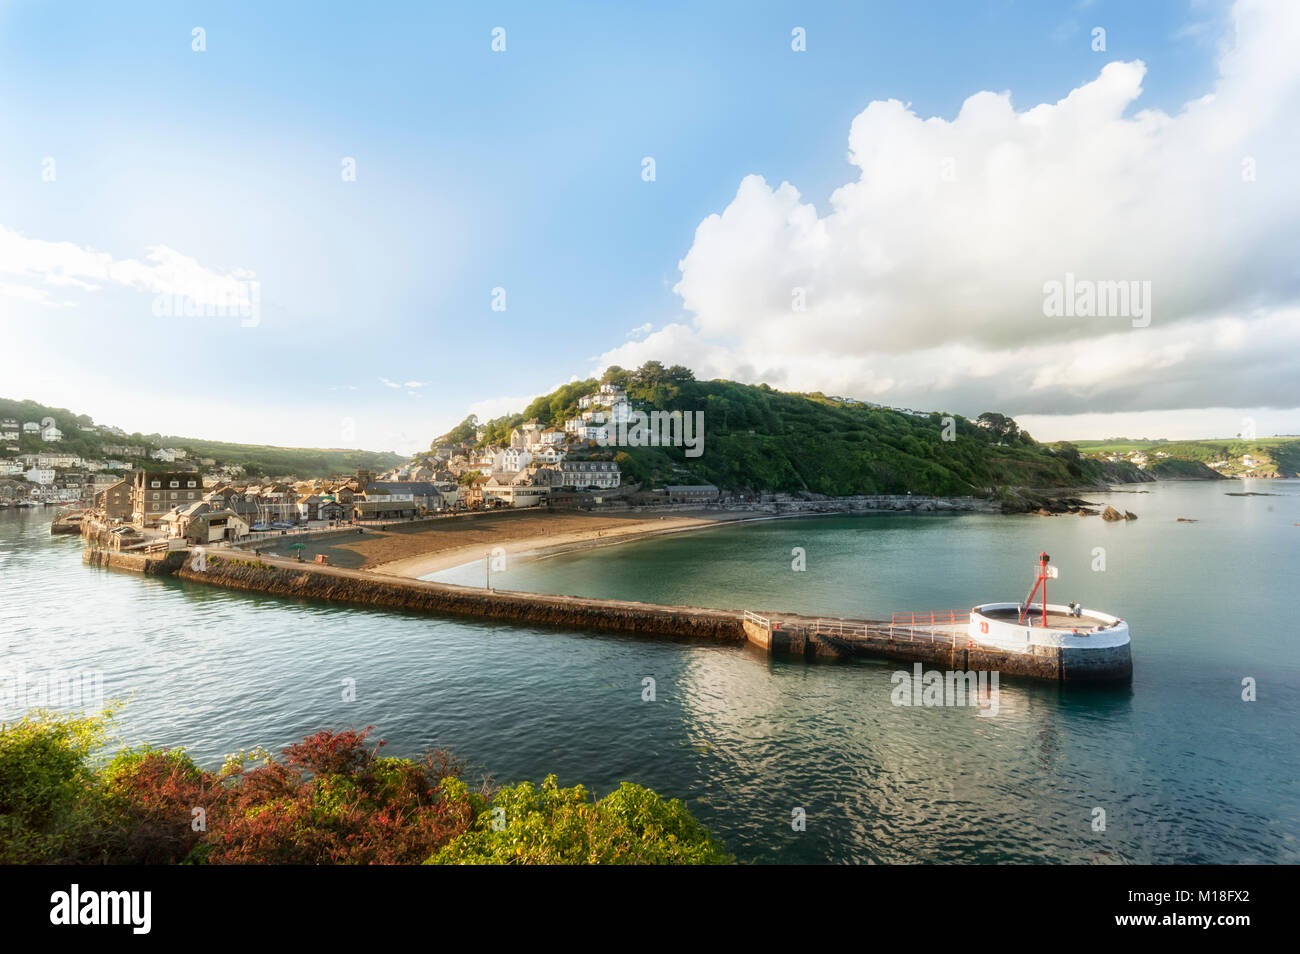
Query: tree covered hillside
440,364,1130,497
0,397,402,478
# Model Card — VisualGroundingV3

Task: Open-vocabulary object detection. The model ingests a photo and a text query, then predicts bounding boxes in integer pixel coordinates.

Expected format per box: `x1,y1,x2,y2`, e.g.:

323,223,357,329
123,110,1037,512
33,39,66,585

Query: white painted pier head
969,602,1132,681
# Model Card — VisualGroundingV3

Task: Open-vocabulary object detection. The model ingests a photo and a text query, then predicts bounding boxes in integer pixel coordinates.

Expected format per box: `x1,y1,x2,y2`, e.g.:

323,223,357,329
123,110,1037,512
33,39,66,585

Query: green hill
0,397,402,479
1072,437,1300,478
441,364,1142,497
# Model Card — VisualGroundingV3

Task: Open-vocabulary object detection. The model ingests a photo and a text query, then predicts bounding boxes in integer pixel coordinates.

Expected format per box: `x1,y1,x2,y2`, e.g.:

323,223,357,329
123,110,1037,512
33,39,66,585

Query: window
152,492,160,500
187,481,196,488
169,481,178,488
151,481,160,488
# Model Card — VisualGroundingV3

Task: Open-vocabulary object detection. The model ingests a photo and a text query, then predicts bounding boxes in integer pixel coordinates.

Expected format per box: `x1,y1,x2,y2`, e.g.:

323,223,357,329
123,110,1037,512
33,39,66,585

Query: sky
1,0,1297,453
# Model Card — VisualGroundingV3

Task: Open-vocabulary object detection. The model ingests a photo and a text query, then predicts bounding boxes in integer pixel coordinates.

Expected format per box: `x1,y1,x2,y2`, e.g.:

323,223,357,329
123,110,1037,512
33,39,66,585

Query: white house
483,474,549,508
500,447,533,472
554,460,620,489
40,424,63,442
608,399,634,424
532,445,565,464
578,384,627,410
36,453,80,468
24,467,55,485
22,421,40,434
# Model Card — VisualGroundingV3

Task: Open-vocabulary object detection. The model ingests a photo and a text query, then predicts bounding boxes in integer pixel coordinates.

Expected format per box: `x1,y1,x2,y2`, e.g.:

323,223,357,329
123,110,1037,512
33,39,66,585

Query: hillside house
554,460,620,490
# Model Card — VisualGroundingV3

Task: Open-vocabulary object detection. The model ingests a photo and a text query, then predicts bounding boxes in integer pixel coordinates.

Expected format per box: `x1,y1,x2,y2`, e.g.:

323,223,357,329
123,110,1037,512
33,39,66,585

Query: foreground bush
0,712,727,865
429,775,731,865
0,710,113,863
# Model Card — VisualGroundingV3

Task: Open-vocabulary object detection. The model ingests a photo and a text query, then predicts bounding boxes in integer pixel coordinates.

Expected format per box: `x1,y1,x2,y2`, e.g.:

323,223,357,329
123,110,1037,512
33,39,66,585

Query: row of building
379,383,638,510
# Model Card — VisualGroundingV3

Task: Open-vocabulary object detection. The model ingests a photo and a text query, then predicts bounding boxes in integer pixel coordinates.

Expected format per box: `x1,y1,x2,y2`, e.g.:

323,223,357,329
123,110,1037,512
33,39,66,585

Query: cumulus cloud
0,225,257,309
598,0,1300,418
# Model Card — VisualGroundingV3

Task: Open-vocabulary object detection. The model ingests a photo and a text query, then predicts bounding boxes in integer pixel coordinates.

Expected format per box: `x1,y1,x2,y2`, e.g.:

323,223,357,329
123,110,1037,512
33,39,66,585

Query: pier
81,545,1131,683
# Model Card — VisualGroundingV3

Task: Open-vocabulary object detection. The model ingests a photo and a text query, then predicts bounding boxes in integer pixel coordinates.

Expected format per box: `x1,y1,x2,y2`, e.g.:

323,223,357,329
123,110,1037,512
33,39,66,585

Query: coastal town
5,382,743,553
7,367,1299,556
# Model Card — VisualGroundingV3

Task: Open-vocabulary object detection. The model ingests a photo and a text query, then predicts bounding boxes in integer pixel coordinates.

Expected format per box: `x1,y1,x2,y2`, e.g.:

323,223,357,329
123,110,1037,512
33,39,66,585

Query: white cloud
598,0,1300,420
463,376,591,424
465,394,542,421
0,281,72,307
0,225,256,308
626,322,653,338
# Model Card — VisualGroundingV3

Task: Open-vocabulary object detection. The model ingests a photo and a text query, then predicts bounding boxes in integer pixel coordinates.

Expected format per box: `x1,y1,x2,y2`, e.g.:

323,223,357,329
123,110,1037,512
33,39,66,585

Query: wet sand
255,509,785,577
369,509,779,578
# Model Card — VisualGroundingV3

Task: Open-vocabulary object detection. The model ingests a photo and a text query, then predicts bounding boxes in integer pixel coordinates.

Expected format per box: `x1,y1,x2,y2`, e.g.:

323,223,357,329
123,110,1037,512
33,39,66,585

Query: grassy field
1074,437,1298,453
1068,437,1300,477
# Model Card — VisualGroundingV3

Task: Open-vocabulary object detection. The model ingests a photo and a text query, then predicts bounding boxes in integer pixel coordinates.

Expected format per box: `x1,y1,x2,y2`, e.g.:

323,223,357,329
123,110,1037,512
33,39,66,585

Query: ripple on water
3,489,1299,864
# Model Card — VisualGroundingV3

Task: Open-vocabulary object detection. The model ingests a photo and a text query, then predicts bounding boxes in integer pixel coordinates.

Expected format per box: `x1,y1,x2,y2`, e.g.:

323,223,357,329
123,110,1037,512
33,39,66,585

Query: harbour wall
173,552,745,643
87,547,1129,683
82,547,189,576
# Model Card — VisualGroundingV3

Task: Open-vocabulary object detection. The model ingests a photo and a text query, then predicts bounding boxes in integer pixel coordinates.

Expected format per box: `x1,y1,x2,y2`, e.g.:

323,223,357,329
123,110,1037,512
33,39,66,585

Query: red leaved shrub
105,728,477,864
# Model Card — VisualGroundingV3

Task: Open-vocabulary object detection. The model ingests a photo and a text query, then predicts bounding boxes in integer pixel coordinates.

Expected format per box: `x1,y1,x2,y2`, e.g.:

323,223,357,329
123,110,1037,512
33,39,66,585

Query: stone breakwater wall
94,549,1126,684
174,553,745,643
703,495,998,515
82,547,188,575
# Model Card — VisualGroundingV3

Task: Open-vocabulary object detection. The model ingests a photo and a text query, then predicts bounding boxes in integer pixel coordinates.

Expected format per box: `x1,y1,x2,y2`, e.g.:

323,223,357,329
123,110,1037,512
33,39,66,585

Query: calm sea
3,480,1297,863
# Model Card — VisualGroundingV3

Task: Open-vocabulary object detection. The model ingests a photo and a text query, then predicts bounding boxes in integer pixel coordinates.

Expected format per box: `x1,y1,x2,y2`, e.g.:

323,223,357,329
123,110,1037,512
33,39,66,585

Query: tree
601,366,632,389
976,412,1020,442
633,360,666,387
436,415,479,447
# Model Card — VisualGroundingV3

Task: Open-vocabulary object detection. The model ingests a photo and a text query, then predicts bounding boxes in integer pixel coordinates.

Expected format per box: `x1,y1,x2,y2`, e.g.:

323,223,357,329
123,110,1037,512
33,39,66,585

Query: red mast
1019,551,1052,626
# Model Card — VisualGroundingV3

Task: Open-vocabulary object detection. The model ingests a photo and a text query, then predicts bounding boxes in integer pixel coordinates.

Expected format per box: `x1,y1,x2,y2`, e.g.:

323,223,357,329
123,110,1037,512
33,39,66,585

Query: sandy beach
259,508,795,579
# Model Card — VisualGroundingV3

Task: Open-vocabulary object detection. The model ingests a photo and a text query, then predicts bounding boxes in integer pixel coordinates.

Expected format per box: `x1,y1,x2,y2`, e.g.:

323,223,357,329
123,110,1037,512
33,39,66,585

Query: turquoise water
3,480,1298,863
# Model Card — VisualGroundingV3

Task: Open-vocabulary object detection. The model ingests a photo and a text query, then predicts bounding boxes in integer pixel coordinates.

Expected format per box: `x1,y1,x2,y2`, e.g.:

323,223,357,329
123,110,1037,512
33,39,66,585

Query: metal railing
809,618,872,638
742,610,978,650
890,609,968,627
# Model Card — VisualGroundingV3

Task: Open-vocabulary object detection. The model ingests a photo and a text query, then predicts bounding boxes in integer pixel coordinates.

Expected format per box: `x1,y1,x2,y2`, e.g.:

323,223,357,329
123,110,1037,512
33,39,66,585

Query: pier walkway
81,545,1122,682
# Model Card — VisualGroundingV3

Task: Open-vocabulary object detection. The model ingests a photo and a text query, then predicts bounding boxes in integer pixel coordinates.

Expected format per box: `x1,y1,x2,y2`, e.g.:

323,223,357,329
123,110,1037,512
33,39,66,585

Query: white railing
809,618,871,638
742,611,973,650
889,609,968,627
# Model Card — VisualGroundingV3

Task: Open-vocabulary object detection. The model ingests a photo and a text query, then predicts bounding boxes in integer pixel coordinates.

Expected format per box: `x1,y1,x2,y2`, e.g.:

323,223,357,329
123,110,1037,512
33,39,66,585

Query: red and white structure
965,550,1133,681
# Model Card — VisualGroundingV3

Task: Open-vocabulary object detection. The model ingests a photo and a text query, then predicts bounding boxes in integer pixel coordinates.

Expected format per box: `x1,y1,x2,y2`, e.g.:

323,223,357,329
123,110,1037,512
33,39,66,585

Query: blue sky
7,0,1298,453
